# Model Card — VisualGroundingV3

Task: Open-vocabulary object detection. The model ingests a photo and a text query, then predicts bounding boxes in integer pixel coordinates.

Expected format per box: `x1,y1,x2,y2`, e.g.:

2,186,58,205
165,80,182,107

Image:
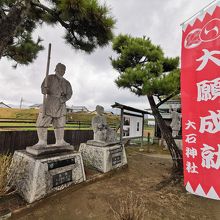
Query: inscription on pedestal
112,155,121,165
110,146,122,166
48,158,75,170
52,170,72,187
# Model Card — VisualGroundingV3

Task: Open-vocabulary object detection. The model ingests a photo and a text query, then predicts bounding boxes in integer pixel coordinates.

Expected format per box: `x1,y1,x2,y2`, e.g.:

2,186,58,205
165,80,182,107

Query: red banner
181,3,220,200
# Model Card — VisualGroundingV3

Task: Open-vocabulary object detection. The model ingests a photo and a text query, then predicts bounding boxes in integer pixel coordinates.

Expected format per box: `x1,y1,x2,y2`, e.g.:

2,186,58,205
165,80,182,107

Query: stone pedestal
26,144,74,156
79,142,127,173
11,148,86,203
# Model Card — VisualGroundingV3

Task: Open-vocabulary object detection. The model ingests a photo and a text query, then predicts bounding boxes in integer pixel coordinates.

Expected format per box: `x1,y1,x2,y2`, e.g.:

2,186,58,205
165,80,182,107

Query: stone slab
11,150,86,203
26,144,74,156
79,143,127,173
86,140,120,147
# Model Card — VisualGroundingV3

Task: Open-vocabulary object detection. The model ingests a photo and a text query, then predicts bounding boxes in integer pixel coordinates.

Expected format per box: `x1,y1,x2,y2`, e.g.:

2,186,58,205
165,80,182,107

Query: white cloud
0,0,212,111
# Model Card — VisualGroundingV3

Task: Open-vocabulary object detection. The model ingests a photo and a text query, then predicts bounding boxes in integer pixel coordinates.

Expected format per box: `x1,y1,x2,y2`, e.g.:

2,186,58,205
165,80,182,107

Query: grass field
0,108,120,131
0,108,38,120
0,108,119,122
0,108,154,138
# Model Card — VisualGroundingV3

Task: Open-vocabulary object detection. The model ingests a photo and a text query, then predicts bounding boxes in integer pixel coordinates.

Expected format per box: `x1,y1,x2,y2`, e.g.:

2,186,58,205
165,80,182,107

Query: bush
109,191,147,220
0,154,12,195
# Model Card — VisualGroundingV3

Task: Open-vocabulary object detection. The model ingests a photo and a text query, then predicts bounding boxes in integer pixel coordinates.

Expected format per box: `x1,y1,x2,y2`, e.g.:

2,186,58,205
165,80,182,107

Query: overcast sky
0,0,213,112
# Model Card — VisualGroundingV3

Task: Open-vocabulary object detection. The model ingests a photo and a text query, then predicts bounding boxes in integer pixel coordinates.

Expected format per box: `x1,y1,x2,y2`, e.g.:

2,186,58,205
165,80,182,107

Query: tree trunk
0,5,28,59
147,95,183,173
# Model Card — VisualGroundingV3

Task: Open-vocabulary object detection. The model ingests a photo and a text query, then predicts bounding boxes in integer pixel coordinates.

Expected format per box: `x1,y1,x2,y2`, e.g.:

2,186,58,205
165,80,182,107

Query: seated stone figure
92,105,117,143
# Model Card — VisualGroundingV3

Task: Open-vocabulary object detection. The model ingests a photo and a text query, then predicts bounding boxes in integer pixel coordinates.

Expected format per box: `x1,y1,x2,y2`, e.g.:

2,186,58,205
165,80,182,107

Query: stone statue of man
170,106,181,138
92,105,116,143
35,63,72,147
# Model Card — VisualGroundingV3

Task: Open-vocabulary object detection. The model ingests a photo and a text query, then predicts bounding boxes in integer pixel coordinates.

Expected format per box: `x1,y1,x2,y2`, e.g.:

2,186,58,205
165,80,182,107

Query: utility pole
20,97,23,109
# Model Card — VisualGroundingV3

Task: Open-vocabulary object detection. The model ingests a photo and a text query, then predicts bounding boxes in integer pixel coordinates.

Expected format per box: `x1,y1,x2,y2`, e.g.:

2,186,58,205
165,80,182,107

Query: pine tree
0,0,115,65
111,34,182,172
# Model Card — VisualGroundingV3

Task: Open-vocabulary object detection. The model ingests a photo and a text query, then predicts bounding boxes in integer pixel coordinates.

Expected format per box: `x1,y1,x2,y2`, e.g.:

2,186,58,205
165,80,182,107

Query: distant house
147,99,181,138
29,104,89,113
105,111,114,115
66,106,74,113
0,102,11,108
89,110,114,115
67,106,89,113
158,99,181,119
29,104,42,109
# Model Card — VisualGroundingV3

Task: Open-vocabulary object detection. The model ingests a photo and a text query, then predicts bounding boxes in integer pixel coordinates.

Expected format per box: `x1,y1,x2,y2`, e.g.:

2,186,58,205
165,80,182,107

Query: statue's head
55,63,66,76
169,104,178,112
96,105,104,115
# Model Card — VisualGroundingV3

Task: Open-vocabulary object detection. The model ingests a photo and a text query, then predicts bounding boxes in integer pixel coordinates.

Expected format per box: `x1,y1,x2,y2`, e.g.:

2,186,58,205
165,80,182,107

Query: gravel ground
10,146,220,220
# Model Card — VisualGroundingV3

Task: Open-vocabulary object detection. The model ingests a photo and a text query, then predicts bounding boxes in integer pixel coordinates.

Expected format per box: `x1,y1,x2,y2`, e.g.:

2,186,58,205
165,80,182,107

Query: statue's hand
42,87,49,95
97,124,103,129
60,93,67,103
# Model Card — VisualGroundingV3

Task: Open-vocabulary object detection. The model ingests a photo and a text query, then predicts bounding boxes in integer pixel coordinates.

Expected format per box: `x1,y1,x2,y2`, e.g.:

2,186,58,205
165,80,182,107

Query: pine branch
131,85,143,96
156,95,162,102
156,90,179,108
0,8,6,18
30,1,69,29
31,1,81,43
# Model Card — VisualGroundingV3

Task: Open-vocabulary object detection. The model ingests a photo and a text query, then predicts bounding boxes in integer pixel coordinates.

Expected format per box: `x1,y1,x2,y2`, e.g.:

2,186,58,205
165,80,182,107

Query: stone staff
42,43,52,117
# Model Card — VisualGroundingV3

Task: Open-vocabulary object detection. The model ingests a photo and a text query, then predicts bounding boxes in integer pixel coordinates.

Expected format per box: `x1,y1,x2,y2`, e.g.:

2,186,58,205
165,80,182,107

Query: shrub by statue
0,154,12,195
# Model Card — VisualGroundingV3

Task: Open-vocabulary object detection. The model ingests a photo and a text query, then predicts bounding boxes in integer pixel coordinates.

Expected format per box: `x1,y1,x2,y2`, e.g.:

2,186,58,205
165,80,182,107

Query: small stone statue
92,105,117,143
35,63,73,147
170,106,181,138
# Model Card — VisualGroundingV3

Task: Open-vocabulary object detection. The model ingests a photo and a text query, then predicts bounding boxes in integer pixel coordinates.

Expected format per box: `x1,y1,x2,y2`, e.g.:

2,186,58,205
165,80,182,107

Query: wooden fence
0,130,93,154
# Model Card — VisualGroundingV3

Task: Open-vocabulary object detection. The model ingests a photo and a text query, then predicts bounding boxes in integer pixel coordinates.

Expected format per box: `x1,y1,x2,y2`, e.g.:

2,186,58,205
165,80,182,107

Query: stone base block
79,143,127,173
26,144,74,156
11,150,86,203
87,140,120,147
